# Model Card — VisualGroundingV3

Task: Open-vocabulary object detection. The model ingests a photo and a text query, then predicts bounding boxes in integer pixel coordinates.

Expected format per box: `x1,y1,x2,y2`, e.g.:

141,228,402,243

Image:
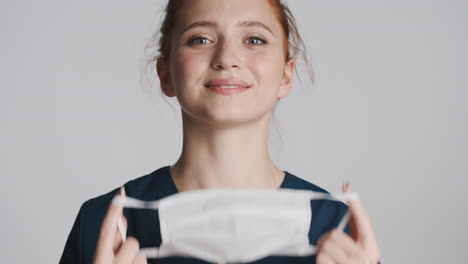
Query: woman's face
158,0,294,127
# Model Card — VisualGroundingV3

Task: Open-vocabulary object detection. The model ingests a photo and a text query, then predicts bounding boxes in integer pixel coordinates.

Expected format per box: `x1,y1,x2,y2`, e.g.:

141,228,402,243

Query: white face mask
112,188,358,264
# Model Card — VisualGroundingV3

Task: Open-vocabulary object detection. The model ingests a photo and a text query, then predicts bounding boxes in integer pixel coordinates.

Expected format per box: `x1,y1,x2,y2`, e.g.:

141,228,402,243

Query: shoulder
283,171,351,243
86,165,174,208
81,165,175,223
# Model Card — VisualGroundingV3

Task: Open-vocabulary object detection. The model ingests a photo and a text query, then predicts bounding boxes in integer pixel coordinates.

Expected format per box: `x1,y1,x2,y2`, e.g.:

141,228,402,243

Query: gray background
2,0,467,263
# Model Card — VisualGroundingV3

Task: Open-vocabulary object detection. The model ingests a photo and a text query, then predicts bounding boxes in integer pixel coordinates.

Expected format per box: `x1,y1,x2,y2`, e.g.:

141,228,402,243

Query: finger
317,229,358,263
132,253,147,264
316,230,333,251
114,187,127,252
342,179,350,192
327,229,364,257
96,189,125,256
115,237,140,264
342,181,378,248
316,252,335,264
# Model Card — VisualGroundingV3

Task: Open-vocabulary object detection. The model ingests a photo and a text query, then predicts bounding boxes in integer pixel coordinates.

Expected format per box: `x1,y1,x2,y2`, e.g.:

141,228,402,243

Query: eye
245,37,266,45
187,36,212,46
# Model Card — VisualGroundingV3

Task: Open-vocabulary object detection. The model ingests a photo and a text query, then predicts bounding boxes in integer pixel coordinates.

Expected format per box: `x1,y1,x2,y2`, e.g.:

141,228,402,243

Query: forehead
174,0,282,33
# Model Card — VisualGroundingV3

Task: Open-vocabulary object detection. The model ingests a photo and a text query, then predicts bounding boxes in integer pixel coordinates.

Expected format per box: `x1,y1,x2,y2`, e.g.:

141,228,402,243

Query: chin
181,99,275,128
198,109,272,129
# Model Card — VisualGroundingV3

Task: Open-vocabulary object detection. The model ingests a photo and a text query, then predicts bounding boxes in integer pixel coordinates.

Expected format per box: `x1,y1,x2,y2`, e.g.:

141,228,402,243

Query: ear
277,59,295,99
156,59,176,97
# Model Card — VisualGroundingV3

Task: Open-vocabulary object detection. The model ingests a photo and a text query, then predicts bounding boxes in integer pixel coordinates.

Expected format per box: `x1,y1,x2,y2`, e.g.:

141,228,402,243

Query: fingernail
112,187,125,205
343,178,351,192
344,178,350,186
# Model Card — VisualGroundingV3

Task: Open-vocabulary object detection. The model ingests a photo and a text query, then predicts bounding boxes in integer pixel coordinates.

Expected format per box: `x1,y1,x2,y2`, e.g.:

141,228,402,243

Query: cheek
248,52,285,90
172,51,208,88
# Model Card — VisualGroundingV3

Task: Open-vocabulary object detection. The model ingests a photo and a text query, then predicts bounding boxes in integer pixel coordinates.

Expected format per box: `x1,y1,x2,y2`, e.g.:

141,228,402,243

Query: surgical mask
112,188,358,264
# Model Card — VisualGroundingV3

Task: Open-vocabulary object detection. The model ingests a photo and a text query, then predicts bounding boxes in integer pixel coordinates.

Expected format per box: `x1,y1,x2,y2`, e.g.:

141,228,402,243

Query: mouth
204,78,252,95
204,78,252,89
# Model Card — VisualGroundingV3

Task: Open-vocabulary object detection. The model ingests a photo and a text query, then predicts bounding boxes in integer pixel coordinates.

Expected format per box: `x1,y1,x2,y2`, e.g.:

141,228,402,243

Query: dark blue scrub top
59,165,350,264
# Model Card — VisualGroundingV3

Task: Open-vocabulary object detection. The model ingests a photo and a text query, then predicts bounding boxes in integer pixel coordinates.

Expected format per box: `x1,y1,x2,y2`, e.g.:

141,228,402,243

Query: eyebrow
182,20,274,36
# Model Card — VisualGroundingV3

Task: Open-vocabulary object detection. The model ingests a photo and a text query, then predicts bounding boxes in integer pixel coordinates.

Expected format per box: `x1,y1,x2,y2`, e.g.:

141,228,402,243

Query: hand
93,187,147,264
316,182,380,264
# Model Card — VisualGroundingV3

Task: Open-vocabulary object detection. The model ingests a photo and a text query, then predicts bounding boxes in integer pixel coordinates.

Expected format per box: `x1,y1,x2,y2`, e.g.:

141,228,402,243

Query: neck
170,111,284,191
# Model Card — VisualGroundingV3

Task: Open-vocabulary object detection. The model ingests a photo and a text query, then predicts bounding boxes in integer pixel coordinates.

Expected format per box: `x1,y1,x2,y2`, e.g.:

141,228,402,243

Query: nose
210,38,241,71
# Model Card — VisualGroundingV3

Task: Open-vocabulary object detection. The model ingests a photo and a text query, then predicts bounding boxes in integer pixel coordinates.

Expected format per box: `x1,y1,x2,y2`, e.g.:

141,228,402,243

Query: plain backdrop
2,0,467,263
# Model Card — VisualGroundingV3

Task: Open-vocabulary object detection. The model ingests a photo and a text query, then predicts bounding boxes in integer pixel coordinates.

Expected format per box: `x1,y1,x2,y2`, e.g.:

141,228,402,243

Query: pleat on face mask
112,188,359,264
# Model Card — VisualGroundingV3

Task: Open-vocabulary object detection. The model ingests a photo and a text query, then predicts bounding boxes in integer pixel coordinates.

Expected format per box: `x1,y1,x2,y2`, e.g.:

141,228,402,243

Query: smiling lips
205,79,252,95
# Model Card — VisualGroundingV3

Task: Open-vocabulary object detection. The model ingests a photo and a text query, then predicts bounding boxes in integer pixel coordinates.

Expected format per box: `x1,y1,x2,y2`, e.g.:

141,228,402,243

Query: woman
60,0,380,263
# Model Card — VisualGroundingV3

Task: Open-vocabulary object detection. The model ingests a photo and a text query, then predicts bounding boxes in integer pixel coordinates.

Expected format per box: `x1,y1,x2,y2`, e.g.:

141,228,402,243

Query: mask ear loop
112,194,164,258
306,191,357,232
334,191,359,231
337,211,350,231
117,217,126,243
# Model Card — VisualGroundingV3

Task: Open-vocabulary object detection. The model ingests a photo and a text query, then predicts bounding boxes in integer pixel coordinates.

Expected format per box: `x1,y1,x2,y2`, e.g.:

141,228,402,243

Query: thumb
113,186,127,252
342,181,377,248
94,188,125,263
